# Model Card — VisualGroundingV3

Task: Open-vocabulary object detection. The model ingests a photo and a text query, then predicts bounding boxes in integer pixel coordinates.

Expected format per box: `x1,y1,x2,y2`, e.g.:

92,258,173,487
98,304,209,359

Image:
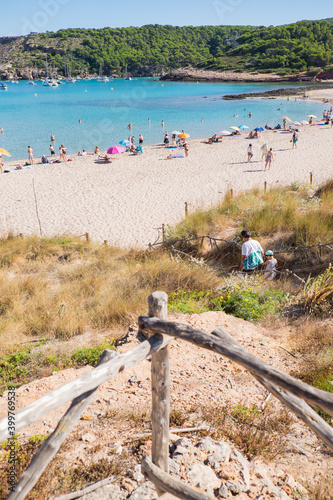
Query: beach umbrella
107,146,126,154
178,133,190,139
301,120,309,125
0,148,11,157
218,130,231,136
119,140,131,146
172,130,181,135
230,126,239,131
254,127,265,132
238,125,249,130
293,121,302,126
283,116,292,122
308,115,317,118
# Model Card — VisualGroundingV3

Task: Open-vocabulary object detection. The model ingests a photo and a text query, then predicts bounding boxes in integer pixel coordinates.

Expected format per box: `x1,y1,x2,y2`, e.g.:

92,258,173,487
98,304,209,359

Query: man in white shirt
239,229,264,274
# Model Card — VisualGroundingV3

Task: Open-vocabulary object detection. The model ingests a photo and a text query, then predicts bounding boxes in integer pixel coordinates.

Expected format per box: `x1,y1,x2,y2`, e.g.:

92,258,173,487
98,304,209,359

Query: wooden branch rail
138,317,333,418
0,334,171,443
7,351,118,500
3,291,333,500
141,457,215,500
53,476,115,500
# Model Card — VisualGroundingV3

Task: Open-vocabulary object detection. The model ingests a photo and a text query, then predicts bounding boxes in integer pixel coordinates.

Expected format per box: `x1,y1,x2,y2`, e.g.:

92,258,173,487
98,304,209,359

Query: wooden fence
1,291,333,500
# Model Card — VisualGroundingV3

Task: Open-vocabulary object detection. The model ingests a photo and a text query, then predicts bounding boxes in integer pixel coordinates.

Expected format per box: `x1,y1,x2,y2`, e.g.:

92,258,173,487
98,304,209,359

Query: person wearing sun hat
262,250,277,280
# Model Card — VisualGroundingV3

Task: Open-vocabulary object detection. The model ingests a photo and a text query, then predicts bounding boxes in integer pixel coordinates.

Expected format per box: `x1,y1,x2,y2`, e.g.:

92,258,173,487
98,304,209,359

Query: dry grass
299,265,333,316
166,182,333,267
0,236,220,353
199,403,293,460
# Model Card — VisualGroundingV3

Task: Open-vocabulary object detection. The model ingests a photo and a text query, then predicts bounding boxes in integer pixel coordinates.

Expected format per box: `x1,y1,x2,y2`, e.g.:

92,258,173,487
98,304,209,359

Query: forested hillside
1,20,333,78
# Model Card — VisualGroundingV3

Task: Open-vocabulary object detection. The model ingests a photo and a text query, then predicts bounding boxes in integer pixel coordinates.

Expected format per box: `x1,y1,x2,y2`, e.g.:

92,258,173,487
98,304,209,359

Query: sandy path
0,123,332,248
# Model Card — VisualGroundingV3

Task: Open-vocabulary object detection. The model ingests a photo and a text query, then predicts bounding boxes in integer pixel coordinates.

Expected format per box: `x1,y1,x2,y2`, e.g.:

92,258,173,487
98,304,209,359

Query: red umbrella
107,146,126,154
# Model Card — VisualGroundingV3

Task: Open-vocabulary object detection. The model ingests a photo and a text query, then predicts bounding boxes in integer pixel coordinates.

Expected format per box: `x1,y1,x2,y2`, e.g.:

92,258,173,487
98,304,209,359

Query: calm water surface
0,78,325,160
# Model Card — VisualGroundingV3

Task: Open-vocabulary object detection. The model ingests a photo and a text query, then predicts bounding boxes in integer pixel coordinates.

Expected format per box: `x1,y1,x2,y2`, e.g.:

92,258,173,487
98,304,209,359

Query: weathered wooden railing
1,291,333,500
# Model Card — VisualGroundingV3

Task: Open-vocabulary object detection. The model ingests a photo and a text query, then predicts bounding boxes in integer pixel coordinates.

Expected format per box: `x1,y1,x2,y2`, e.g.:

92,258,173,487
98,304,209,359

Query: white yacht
97,63,109,82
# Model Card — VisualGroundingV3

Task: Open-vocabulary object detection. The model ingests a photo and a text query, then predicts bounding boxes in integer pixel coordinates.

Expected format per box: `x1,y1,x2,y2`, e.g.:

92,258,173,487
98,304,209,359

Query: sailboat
124,65,132,80
64,63,76,83
42,56,58,86
97,63,109,82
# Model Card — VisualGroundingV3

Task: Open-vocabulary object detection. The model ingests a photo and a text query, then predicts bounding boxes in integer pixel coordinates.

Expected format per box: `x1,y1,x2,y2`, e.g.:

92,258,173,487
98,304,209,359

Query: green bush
71,338,115,366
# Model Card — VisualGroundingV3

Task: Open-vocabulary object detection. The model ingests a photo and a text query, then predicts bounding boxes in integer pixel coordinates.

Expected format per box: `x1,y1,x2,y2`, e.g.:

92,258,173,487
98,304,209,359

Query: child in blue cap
262,250,277,280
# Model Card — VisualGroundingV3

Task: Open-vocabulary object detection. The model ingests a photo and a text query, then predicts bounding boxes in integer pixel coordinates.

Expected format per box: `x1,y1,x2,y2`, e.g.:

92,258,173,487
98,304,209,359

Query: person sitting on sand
41,154,48,164
94,146,99,154
253,131,259,138
247,131,254,138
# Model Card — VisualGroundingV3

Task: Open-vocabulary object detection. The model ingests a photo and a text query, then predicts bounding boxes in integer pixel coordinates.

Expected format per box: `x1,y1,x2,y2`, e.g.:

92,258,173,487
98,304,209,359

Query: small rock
196,436,219,453
168,458,180,475
227,481,244,494
186,463,221,491
207,442,231,465
132,464,145,483
81,484,126,499
219,483,230,498
81,433,94,443
127,481,158,500
128,375,138,385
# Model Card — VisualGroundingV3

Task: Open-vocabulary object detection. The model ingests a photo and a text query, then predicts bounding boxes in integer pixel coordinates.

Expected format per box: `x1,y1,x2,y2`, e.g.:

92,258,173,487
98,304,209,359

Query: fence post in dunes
148,292,170,478
162,224,165,242
310,172,313,185
264,181,267,193
185,202,188,218
85,232,90,242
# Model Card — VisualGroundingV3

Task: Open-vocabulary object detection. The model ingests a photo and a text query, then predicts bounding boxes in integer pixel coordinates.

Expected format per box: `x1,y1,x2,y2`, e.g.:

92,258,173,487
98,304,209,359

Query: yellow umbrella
0,148,11,156
283,116,292,122
230,126,240,130
178,133,190,139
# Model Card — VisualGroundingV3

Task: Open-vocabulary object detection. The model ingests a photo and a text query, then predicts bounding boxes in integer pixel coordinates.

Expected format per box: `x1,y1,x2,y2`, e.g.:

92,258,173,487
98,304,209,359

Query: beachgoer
201,118,204,122
131,136,135,145
265,148,274,170
292,131,298,149
247,144,253,162
249,112,252,118
128,123,132,130
41,154,48,164
260,143,267,160
283,117,287,130
239,229,264,274
161,121,165,128
262,250,277,280
139,134,143,145
59,145,67,161
50,134,55,142
0,128,4,134
78,119,82,123
172,133,176,145
164,132,169,146
148,118,150,124
309,117,313,125
184,143,189,157
94,146,99,154
248,131,254,138
49,145,55,156
28,146,34,165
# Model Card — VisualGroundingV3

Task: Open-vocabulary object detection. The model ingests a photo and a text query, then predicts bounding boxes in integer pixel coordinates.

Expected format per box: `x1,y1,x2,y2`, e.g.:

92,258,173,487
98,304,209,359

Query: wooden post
85,232,90,242
310,172,313,185
19,233,23,239
185,202,188,218
104,240,108,246
162,224,165,242
264,181,267,193
148,292,170,479
230,188,233,197
319,241,322,259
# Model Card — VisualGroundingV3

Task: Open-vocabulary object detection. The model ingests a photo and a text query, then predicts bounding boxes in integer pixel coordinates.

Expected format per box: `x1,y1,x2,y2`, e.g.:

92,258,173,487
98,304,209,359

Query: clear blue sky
2,0,332,37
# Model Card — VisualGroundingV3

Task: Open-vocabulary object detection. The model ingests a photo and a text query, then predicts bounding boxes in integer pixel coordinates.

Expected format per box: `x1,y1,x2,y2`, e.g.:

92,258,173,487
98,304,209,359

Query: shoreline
222,84,333,100
0,123,332,249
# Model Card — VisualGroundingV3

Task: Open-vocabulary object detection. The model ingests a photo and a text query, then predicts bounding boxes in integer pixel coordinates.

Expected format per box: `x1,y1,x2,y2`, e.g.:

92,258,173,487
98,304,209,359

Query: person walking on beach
49,145,55,156
260,142,267,160
265,148,274,170
239,229,264,275
28,146,34,165
247,144,253,162
139,134,143,145
292,131,298,149
164,132,169,147
184,143,189,157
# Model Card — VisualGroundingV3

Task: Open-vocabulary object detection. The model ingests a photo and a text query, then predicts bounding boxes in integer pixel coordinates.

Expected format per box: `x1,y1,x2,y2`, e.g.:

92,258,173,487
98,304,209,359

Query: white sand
0,124,332,248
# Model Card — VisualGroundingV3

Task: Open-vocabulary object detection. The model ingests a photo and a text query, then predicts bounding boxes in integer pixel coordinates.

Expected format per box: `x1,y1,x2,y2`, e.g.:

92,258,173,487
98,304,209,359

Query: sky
1,0,332,37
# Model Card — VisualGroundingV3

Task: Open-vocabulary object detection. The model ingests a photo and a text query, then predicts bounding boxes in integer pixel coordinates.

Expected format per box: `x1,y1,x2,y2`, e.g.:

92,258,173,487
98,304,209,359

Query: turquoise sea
0,78,325,160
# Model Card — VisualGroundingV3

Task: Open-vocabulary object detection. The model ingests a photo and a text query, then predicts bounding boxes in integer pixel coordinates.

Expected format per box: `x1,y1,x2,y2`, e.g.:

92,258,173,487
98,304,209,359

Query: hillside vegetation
1,20,333,77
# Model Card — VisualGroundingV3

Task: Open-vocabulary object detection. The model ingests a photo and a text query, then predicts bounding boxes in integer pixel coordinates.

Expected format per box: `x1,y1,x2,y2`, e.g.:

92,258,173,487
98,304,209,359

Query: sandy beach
0,120,332,248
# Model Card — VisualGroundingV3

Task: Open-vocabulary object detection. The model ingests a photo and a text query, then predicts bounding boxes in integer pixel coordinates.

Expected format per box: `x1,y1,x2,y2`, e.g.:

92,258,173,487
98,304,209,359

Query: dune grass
0,236,220,353
166,181,333,250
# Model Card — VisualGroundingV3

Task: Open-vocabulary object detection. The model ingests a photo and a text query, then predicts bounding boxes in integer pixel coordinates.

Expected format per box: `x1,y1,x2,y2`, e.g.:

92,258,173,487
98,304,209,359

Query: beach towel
4,166,33,173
